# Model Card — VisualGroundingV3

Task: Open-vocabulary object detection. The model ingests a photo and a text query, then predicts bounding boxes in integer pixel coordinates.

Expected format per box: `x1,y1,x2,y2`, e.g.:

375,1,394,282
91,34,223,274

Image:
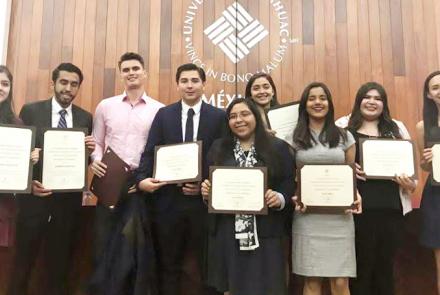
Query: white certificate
266,102,299,146
432,144,440,184
299,164,355,212
209,167,267,214
360,139,416,179
42,129,87,191
153,141,202,184
0,125,35,193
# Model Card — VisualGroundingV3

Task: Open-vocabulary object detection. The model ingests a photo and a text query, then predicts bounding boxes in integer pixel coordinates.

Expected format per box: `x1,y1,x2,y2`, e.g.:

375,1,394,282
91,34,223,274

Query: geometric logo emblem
204,2,269,64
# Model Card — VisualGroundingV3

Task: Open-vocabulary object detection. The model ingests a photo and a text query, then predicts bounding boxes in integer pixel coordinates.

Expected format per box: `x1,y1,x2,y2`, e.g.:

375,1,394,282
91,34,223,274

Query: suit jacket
206,137,296,238
18,98,93,217
135,100,227,212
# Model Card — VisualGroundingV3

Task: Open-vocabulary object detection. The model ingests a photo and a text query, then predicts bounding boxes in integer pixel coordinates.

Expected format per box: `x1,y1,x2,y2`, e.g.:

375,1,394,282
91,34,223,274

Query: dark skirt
420,179,440,248
206,215,287,295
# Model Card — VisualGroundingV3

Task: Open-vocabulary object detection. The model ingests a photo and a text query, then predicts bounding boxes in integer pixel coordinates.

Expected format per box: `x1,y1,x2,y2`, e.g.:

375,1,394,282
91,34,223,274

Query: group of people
0,51,439,295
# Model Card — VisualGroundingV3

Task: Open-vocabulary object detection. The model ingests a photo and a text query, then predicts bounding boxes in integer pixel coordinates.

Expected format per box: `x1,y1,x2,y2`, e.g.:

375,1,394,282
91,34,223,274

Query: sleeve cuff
275,192,285,210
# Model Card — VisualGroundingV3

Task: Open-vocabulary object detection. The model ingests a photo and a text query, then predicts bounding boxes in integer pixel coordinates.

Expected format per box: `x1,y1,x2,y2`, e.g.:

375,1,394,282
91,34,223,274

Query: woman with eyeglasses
201,98,295,295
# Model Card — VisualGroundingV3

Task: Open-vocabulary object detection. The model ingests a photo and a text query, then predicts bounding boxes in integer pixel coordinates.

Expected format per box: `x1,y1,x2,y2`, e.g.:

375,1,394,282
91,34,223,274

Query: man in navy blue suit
135,63,226,295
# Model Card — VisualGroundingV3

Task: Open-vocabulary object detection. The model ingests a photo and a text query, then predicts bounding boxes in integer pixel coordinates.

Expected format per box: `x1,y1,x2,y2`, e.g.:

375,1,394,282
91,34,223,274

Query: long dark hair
293,82,346,149
347,82,401,139
213,98,281,179
245,73,279,107
0,65,16,124
423,71,440,143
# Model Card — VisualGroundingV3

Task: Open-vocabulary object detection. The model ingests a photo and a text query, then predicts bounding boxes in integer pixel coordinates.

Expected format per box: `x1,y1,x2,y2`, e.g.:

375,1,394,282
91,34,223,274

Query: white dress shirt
51,97,73,128
181,99,202,142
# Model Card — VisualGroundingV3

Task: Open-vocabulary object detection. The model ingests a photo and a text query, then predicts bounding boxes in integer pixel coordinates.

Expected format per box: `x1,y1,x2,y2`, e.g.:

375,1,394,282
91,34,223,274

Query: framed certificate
208,166,268,215
359,138,417,179
42,128,88,192
431,143,440,185
0,124,35,194
153,141,202,184
298,164,356,214
266,102,299,146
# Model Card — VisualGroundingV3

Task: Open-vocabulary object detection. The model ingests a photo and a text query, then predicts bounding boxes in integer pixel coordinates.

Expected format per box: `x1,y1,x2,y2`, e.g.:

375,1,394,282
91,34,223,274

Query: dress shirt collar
121,91,150,105
51,96,72,115
181,98,202,115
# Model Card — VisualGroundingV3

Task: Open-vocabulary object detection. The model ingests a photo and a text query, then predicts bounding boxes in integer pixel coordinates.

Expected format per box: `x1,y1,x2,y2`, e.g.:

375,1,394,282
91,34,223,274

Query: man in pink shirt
89,52,163,292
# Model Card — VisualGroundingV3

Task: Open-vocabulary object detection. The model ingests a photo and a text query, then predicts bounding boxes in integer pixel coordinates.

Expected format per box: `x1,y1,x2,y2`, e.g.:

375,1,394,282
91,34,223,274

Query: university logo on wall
204,2,269,64
183,0,299,104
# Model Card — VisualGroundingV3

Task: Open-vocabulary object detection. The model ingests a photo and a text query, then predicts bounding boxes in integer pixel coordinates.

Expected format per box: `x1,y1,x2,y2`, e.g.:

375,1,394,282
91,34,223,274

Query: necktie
184,108,195,142
58,109,67,128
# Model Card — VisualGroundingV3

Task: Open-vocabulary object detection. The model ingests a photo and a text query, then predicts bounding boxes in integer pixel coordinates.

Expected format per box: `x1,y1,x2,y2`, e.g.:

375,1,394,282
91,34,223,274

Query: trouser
8,193,82,295
153,205,220,295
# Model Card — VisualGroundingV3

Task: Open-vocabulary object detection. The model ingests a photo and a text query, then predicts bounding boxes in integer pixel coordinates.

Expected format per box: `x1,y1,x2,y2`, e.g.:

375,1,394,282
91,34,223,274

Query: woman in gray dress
291,82,361,295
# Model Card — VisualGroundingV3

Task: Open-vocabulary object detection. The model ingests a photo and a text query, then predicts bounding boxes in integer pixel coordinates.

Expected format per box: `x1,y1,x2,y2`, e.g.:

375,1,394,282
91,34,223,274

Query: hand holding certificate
0,125,35,193
298,164,356,214
208,167,268,215
153,141,202,184
42,128,87,192
359,138,417,179
90,147,131,207
266,102,299,146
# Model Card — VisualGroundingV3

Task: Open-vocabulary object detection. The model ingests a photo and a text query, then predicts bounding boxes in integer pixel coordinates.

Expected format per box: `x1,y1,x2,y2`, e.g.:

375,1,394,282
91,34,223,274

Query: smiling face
428,74,440,106
250,77,274,108
177,70,205,106
119,59,147,90
305,86,329,121
360,89,384,121
228,102,257,141
0,72,11,104
52,71,80,108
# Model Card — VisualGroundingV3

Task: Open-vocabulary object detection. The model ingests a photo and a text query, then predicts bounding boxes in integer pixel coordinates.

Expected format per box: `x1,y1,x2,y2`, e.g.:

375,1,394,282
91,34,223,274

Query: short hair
175,63,206,83
118,52,145,69
52,63,84,85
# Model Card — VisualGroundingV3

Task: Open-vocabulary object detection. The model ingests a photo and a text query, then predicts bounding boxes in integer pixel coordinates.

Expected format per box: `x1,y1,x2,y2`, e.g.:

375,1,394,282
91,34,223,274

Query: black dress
350,132,404,295
420,170,440,248
419,126,440,248
205,137,295,295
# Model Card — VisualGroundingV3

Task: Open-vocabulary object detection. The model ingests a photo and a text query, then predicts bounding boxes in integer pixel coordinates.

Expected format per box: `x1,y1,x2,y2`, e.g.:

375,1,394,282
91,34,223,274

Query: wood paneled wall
6,0,440,203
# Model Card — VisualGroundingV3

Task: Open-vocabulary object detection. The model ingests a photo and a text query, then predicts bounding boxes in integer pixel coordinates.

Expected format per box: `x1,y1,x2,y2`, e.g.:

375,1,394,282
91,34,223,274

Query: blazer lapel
72,105,81,128
197,102,209,141
173,102,184,142
42,98,52,128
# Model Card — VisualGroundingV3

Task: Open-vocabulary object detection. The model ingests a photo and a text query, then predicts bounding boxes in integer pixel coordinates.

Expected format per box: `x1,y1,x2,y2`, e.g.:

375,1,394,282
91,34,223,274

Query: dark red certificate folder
90,147,130,207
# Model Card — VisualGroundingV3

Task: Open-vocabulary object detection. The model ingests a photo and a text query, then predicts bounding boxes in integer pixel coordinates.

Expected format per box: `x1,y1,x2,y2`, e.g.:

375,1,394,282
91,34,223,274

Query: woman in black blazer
201,98,295,295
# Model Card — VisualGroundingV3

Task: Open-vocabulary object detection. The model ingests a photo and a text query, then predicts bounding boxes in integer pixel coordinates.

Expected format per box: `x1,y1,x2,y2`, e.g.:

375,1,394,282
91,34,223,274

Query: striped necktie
57,109,68,128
